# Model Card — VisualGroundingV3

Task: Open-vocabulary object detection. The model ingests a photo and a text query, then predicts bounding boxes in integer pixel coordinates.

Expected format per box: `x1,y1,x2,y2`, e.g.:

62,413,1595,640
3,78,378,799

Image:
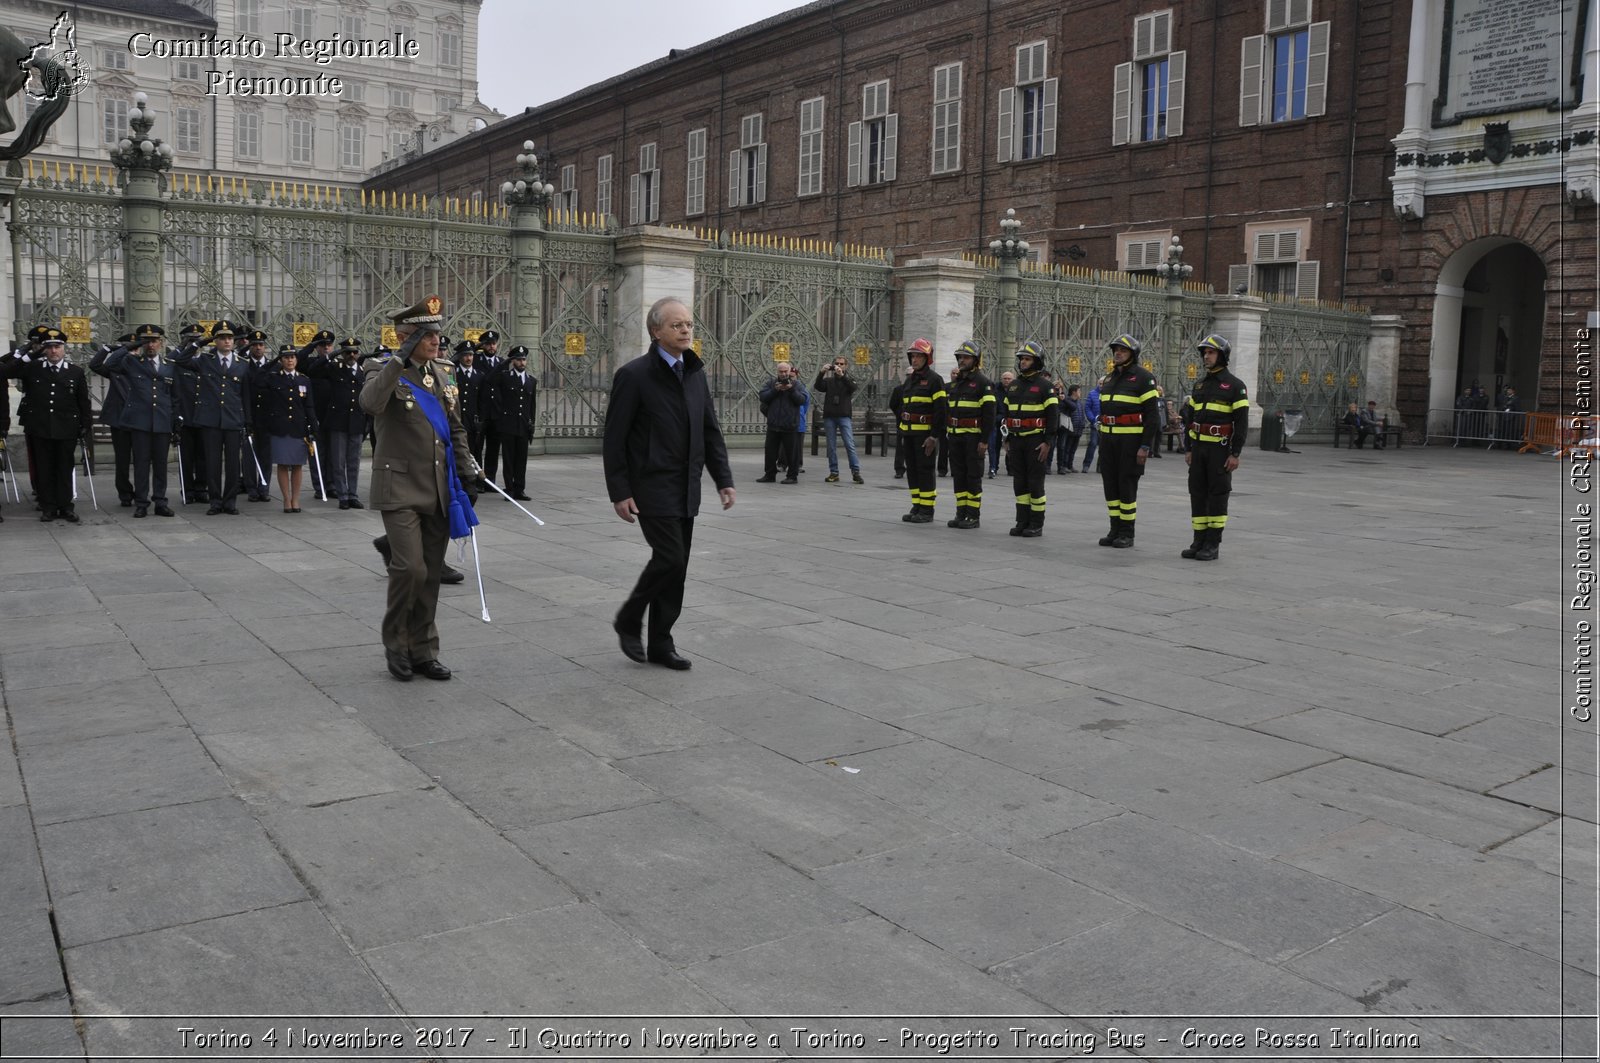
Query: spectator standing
1081,382,1102,473
756,362,808,484
814,355,864,483
1059,384,1086,472
990,370,1014,478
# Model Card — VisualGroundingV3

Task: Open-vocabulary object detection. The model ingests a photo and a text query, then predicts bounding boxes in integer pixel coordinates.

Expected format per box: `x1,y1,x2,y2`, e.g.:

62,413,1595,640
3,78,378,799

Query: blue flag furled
408,383,479,541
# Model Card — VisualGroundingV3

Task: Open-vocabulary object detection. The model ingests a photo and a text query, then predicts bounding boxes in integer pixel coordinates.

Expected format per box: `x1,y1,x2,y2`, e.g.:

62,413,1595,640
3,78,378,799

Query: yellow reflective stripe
1010,402,1051,413
1231,399,1250,410
904,395,939,405
1104,393,1145,404
931,389,947,400
979,394,996,404
950,399,987,409
1195,401,1234,413
1131,389,1158,403
1100,425,1145,434
902,423,933,431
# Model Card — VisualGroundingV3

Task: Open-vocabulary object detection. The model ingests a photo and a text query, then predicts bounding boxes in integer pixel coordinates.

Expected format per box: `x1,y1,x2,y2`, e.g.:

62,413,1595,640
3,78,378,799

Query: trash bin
1259,411,1284,452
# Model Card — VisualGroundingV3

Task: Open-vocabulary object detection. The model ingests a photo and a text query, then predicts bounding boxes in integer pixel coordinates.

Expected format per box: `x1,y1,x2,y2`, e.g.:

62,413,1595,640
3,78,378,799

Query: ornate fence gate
1255,299,1372,434
538,221,617,442
692,236,895,434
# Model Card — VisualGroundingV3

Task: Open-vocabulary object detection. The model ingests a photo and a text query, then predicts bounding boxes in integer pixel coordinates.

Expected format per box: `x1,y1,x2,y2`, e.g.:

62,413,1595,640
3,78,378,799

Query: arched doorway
1427,238,1548,418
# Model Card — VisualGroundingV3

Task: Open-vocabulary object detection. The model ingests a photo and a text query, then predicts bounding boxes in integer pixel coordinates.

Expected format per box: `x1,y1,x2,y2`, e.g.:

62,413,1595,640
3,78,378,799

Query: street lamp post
988,208,1030,357
110,92,175,328
500,140,557,378
1154,234,1194,390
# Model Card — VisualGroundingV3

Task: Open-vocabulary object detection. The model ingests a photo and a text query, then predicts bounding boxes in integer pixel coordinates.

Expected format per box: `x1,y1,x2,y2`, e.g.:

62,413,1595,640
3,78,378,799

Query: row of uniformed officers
890,332,1250,559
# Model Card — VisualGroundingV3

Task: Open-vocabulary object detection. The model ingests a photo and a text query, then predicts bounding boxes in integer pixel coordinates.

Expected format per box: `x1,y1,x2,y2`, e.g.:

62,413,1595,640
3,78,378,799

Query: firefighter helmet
906,337,933,365
1196,334,1232,365
955,339,982,369
1015,339,1045,372
1108,334,1142,356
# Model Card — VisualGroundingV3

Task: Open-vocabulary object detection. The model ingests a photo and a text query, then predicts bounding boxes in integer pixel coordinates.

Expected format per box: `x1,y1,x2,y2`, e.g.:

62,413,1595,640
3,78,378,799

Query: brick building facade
372,0,1598,429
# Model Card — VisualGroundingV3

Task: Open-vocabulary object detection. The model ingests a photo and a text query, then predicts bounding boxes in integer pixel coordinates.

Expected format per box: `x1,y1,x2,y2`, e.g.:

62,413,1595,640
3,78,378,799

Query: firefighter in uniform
896,338,946,523
944,340,995,529
1094,334,1159,548
1003,340,1058,537
1180,334,1250,560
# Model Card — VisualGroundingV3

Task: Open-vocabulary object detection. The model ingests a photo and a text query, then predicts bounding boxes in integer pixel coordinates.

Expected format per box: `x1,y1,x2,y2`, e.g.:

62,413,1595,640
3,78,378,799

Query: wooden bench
1332,421,1404,449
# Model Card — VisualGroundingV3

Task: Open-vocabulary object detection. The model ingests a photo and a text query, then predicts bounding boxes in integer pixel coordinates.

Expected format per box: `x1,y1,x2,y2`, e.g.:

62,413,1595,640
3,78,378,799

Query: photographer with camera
755,362,808,484
813,356,863,484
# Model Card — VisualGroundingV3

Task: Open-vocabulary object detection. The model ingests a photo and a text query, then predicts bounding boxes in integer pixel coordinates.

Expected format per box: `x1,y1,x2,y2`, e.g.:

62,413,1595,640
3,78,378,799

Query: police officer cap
478,330,500,345
391,294,444,333
336,336,362,353
276,343,298,358
308,329,336,346
244,328,269,345
178,322,205,339
134,323,165,342
40,328,66,346
116,331,136,345
508,345,530,359
453,340,475,357
27,324,52,343
210,319,238,340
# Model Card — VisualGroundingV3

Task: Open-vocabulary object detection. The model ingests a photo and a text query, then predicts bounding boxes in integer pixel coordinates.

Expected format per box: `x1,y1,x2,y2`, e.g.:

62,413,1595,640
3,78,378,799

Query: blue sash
409,382,479,541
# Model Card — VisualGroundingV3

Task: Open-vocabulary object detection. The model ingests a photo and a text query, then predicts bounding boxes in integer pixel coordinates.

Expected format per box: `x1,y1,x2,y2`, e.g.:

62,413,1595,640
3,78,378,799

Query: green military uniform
359,295,481,680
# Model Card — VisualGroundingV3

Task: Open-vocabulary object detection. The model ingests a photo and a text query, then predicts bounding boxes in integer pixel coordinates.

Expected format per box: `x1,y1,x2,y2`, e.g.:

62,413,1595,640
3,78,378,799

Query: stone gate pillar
897,258,981,376
1208,294,1268,426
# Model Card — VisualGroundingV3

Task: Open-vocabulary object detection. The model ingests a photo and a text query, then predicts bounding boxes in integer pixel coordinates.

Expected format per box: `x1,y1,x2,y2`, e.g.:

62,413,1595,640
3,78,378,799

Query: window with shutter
854,82,896,184
1112,63,1134,146
931,62,962,173
596,154,612,217
1239,35,1265,126
798,97,824,196
685,129,706,216
733,113,766,207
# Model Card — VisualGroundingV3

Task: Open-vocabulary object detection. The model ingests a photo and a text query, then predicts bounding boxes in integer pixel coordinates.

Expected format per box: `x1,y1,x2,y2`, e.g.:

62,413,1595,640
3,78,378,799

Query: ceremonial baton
244,433,268,493
478,477,545,525
306,437,327,501
470,529,490,623
173,424,188,505
0,440,18,503
79,436,99,511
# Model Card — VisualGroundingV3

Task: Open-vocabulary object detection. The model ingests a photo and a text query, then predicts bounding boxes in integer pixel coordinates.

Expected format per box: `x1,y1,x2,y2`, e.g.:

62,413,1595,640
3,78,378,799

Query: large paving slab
0,445,1589,1050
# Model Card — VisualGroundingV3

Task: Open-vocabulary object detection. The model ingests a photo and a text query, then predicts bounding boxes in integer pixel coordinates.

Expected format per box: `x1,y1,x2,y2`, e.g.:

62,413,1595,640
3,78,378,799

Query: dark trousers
1057,429,1081,471
895,432,908,475
936,434,949,476
379,506,449,662
130,430,170,505
179,425,206,499
200,427,242,507
902,430,937,509
1188,442,1233,540
949,434,985,517
326,429,364,500
764,428,797,478
483,426,502,484
1099,433,1146,527
467,422,485,468
1008,433,1049,519
30,434,76,515
988,426,1003,473
109,427,134,503
618,514,694,654
794,430,805,472
501,433,530,494
1082,425,1099,472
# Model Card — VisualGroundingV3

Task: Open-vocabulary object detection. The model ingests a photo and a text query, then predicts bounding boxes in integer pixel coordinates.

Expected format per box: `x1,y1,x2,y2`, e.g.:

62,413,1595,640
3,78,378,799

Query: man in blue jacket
173,320,252,514
103,324,177,517
1081,383,1102,473
604,297,735,671
755,361,808,484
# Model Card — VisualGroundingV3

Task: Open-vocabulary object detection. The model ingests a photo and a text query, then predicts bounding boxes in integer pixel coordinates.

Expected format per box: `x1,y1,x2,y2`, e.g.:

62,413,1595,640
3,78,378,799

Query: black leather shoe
440,565,465,585
613,620,647,663
372,535,392,565
154,505,175,517
60,510,80,524
120,499,133,508
512,491,531,501
755,475,777,483
781,477,798,484
206,504,225,515
134,505,148,518
647,648,692,671
224,505,240,515
346,498,364,509
39,512,53,522
412,659,452,680
338,499,351,510
386,650,413,681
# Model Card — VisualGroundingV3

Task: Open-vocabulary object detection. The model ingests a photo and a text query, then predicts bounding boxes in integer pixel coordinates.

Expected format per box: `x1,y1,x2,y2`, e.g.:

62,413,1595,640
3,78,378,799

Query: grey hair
647,297,689,331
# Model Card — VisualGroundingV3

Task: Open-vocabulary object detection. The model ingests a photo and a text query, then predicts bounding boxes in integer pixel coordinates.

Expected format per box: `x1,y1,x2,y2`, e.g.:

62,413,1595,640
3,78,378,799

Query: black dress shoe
385,650,413,681
154,505,174,517
134,505,148,518
754,475,777,483
613,620,647,663
512,491,531,501
338,499,351,510
373,535,392,564
647,648,692,671
224,505,240,515
120,499,133,508
346,498,364,509
781,477,798,484
39,512,53,522
440,565,465,585
207,504,225,515
412,659,452,680
60,510,80,524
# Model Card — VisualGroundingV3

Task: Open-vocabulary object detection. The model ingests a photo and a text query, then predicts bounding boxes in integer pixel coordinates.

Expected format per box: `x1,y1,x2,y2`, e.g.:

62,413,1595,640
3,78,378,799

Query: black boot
1008,504,1030,536
1194,528,1220,561
1018,510,1043,538
1098,517,1120,546
1111,521,1135,548
1181,531,1205,559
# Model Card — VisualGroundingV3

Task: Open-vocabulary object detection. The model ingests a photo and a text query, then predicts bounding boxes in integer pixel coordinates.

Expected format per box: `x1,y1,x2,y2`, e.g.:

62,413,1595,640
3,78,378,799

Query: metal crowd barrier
1422,407,1591,454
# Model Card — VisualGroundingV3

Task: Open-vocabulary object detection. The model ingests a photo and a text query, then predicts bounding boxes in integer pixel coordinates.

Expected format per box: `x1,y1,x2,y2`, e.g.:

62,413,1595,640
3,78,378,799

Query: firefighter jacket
897,367,947,436
1096,363,1160,448
1181,367,1250,456
1003,369,1059,440
945,369,996,437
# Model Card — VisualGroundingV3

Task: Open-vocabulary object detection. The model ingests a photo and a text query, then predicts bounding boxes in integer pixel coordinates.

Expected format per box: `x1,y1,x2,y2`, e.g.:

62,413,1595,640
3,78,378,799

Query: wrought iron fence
1256,297,1372,434
691,233,895,434
537,220,617,439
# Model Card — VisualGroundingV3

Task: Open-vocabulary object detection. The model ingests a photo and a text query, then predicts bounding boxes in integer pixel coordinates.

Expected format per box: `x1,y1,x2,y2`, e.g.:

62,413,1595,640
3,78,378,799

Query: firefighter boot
1008,504,1030,536
1098,517,1121,546
1018,510,1043,538
1194,528,1220,561
1181,531,1205,559
1111,521,1135,549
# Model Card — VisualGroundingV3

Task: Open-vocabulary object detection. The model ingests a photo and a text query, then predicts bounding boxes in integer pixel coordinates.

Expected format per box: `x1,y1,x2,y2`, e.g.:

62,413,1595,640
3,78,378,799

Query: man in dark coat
2,329,91,522
452,342,487,466
305,336,369,508
482,345,537,500
603,297,736,671
89,332,137,506
102,323,177,517
173,319,252,514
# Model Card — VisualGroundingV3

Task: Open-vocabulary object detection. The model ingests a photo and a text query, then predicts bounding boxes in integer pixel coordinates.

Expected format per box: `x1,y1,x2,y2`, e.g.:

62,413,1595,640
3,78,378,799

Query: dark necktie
672,360,684,382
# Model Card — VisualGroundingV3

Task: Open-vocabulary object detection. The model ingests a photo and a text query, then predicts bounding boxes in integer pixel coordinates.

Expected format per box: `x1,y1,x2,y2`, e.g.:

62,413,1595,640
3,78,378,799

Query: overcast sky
475,0,809,115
